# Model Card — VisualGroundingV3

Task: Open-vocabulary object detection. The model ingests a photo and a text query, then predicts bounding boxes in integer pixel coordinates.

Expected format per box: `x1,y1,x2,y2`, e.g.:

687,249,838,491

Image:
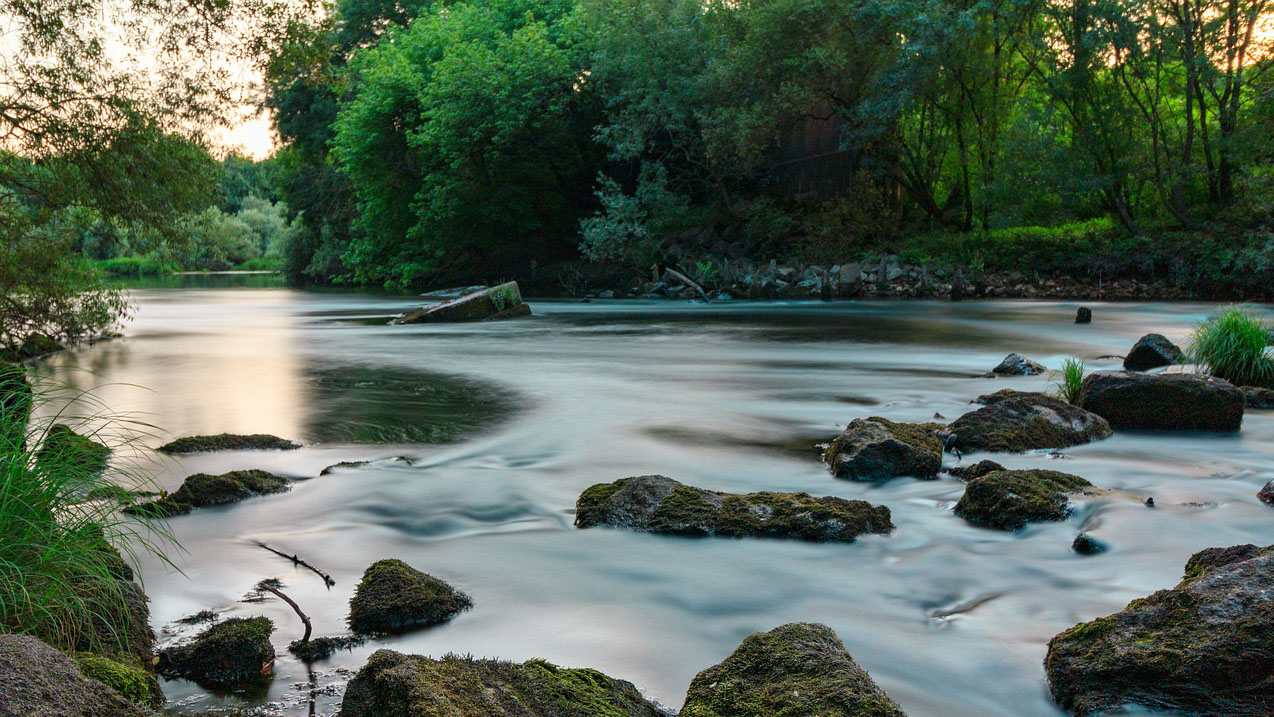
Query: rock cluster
575,475,894,543
125,470,290,517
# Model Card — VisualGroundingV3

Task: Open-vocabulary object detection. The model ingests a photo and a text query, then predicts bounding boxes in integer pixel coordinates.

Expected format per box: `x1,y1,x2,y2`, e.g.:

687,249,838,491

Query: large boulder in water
954,469,1093,531
124,469,290,517
348,559,472,635
1122,333,1184,371
157,433,300,454
395,281,530,324
950,392,1112,453
681,622,905,717
823,417,942,480
1075,371,1244,431
1045,544,1274,715
991,352,1045,375
0,634,146,717
575,475,894,543
339,650,667,717
157,616,275,689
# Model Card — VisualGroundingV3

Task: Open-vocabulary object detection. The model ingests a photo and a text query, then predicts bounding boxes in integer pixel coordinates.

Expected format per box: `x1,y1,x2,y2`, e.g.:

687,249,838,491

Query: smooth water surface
32,284,1274,716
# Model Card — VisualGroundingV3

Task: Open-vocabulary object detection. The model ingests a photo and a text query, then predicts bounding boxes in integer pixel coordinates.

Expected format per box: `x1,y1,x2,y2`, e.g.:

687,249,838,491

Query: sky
214,108,277,160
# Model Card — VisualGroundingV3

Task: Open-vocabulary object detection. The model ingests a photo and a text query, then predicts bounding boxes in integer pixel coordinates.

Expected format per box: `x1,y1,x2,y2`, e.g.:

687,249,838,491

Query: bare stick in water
258,582,312,643
255,541,335,587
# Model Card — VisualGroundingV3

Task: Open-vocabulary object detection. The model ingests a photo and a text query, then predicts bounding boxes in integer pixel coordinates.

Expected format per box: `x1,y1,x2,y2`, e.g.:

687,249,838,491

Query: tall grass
1053,357,1087,404
0,366,174,658
1189,306,1274,388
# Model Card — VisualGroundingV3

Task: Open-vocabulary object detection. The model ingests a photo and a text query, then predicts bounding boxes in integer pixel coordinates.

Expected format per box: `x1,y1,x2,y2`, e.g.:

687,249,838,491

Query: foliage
1189,306,1274,388
1054,358,1087,404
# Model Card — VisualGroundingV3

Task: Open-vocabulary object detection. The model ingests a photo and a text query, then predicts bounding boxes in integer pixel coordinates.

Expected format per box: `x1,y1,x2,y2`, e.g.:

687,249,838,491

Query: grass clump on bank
1189,306,1274,388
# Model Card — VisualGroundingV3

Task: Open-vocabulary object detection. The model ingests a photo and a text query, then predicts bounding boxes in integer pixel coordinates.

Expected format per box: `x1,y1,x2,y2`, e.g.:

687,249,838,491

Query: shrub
1053,357,1087,404
1189,306,1274,388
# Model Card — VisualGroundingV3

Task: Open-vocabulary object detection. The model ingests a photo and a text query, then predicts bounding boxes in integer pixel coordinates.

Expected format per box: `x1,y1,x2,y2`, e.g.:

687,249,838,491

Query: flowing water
30,280,1274,716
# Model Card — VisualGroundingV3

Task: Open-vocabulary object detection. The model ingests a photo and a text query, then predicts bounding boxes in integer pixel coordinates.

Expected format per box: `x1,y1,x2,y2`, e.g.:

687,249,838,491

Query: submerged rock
823,417,942,480
681,622,905,717
950,393,1112,453
341,650,667,717
1076,371,1244,431
954,469,1092,531
1122,333,1184,371
1071,533,1107,555
157,616,274,689
946,460,1005,481
395,281,530,324
575,475,894,543
991,352,1045,376
157,433,300,454
288,635,365,663
72,653,163,708
37,424,110,478
348,559,472,635
125,470,290,517
1045,544,1274,715
1243,385,1274,409
0,634,146,717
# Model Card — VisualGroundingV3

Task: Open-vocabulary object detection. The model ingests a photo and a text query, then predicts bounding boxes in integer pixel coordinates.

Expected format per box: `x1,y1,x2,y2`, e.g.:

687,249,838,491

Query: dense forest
5,0,1274,298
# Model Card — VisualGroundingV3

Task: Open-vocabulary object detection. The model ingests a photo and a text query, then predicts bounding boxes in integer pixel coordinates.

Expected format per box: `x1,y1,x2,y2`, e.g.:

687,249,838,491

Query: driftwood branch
259,583,312,644
665,267,712,303
255,542,335,587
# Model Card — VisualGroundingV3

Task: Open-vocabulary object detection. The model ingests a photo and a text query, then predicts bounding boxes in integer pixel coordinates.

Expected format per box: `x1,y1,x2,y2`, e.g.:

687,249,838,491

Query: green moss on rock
339,650,666,716
157,616,274,689
950,393,1112,453
946,460,1005,480
348,559,472,635
823,417,943,480
1045,544,1274,715
954,470,1092,531
74,653,163,708
0,634,146,717
125,469,290,517
681,623,905,717
157,433,301,454
395,281,532,324
288,635,365,663
1076,371,1244,431
37,424,111,478
575,475,893,543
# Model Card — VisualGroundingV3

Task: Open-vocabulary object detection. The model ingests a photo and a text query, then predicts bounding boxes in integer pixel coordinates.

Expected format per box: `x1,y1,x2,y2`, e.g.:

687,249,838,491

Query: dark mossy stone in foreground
125,470,290,517
288,635,365,663
950,392,1112,453
954,470,1092,531
73,653,163,708
0,634,146,717
340,650,667,717
823,417,943,480
37,424,111,478
1076,371,1244,431
575,475,894,543
681,623,905,717
348,559,472,635
1045,544,1274,716
157,617,275,689
946,459,1005,480
157,433,301,454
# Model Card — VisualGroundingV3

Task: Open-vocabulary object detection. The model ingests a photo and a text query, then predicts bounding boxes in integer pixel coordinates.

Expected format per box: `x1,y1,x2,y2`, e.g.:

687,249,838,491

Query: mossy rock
287,635,365,663
73,653,163,708
157,616,275,689
681,623,905,717
954,470,1092,531
950,393,1112,453
1076,371,1244,431
823,417,942,480
946,459,1005,480
1242,385,1274,409
0,634,146,717
37,424,111,478
575,475,894,543
1045,544,1274,715
339,650,667,716
68,577,154,666
157,433,301,454
124,469,290,517
348,559,472,635
395,281,532,324
0,333,66,363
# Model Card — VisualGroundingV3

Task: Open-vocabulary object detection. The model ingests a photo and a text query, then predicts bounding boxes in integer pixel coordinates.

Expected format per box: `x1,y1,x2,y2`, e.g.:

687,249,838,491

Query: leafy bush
1053,357,1086,404
1189,306,1274,388
92,256,179,277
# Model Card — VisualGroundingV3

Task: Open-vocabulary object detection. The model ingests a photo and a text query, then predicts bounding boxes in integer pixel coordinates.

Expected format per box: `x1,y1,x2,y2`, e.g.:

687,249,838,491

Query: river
30,280,1274,716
